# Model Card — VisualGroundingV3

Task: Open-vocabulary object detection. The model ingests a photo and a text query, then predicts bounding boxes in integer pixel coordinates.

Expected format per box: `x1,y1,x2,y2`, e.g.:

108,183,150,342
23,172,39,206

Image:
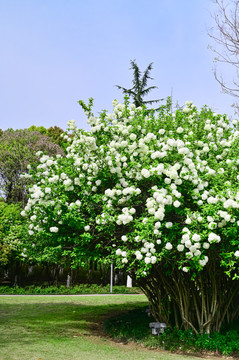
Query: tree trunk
136,260,239,334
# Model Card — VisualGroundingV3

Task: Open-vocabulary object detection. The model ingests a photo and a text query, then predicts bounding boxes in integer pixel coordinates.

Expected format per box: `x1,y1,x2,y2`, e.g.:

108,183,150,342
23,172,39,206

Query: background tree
28,125,65,147
209,0,239,112
0,129,65,204
0,201,27,267
116,60,162,108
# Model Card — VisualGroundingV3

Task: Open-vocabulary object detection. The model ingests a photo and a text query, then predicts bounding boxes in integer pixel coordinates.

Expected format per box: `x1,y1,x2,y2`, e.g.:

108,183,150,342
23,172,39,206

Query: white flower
208,232,221,243
84,225,90,231
116,249,122,256
145,257,151,264
164,177,171,185
151,256,157,264
63,179,72,186
185,240,192,248
182,234,190,243
154,221,161,229
154,209,165,220
224,199,237,209
165,222,173,228
207,196,218,204
46,159,54,167
176,127,184,133
130,133,137,140
136,253,143,260
235,251,239,257
173,200,181,208
61,173,67,179
182,267,189,272
192,234,201,242
141,168,150,178
50,227,59,233
177,244,184,252
121,235,128,242
165,242,173,250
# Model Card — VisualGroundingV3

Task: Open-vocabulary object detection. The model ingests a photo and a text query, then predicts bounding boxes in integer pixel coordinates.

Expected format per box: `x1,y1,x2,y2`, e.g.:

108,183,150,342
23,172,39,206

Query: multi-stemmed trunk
136,261,239,334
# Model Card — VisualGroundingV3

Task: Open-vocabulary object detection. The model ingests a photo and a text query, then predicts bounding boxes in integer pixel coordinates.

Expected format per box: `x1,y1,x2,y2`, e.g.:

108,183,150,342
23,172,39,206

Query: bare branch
209,0,239,111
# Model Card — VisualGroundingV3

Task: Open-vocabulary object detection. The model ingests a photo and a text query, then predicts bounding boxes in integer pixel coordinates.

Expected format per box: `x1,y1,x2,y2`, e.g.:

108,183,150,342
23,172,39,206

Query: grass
0,295,216,360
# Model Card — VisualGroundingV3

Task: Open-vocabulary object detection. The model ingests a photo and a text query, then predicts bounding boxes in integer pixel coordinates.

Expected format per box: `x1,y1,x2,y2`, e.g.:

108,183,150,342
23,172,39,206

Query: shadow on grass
0,299,148,347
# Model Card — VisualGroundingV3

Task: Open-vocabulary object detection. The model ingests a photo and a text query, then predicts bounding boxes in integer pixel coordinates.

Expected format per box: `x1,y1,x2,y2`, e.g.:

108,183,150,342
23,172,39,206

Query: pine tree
116,60,162,108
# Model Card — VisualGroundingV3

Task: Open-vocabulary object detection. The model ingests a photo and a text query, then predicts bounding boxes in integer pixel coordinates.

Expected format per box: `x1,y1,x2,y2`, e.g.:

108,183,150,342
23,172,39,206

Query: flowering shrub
22,97,239,333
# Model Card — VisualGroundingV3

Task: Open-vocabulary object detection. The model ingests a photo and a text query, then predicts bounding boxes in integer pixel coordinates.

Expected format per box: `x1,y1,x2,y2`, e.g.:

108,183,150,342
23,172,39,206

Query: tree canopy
0,129,65,204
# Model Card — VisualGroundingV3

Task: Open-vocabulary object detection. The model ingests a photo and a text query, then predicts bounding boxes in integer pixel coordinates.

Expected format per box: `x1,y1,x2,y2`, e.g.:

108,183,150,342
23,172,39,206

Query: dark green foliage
116,60,163,108
0,284,141,295
104,306,153,341
104,307,239,356
47,126,65,147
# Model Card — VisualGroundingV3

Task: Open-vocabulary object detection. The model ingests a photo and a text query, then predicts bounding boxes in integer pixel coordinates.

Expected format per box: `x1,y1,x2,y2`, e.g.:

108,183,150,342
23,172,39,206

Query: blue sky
0,0,236,131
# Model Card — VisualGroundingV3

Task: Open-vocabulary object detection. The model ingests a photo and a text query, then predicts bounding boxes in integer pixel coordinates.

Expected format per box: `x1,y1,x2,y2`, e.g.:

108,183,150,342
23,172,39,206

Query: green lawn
0,295,216,360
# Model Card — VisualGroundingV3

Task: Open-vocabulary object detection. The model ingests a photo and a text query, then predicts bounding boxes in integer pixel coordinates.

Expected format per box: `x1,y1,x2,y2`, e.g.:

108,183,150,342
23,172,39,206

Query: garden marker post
110,261,113,293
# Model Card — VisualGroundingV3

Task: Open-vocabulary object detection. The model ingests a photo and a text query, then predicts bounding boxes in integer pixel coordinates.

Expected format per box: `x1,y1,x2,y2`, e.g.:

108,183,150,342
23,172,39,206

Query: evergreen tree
116,60,162,108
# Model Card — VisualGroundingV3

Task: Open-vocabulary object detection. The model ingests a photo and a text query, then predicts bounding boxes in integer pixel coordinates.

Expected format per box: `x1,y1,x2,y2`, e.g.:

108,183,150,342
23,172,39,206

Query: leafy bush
104,307,239,356
22,97,239,333
0,284,141,295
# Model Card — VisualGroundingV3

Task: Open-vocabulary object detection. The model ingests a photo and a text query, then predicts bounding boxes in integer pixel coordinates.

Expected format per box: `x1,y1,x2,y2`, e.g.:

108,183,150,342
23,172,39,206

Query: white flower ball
121,235,128,242
165,242,173,250
151,256,157,264
145,257,151,264
177,244,184,252
166,222,173,228
173,200,181,208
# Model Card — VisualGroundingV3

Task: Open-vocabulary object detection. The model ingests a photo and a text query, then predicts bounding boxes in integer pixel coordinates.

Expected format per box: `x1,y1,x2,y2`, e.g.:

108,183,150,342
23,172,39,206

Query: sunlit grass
0,295,211,360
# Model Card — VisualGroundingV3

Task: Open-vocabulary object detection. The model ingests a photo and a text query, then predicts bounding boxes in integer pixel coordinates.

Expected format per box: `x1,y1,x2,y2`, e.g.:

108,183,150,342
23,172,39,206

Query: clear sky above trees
0,0,237,131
